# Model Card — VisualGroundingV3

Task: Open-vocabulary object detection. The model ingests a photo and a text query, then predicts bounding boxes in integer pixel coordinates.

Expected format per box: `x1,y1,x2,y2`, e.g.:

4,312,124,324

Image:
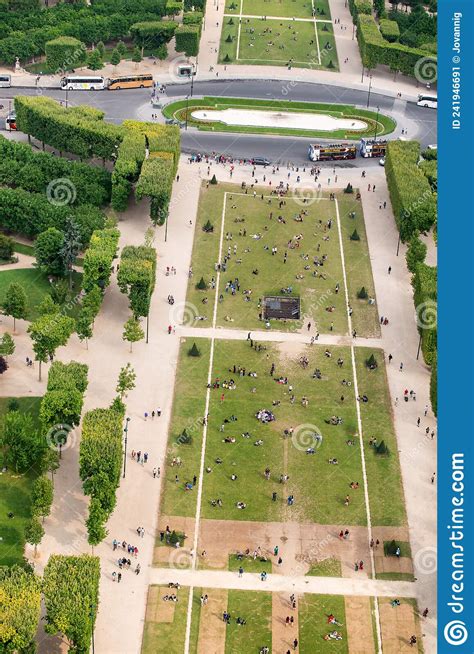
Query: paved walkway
179,325,383,348
148,567,418,598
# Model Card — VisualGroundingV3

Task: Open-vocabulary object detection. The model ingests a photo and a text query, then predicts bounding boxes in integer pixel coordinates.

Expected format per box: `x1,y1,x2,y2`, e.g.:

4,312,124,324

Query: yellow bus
107,74,154,90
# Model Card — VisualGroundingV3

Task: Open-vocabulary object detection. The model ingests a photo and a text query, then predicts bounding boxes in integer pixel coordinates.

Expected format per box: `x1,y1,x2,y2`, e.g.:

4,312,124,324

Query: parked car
379,157,385,166
252,157,270,166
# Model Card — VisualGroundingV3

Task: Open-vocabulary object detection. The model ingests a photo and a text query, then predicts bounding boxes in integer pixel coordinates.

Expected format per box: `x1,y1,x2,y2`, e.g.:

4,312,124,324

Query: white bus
0,74,11,88
417,94,437,109
60,76,106,90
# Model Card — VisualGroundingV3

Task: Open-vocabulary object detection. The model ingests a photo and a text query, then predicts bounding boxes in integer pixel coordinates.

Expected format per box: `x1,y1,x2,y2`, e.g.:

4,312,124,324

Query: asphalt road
0,79,437,165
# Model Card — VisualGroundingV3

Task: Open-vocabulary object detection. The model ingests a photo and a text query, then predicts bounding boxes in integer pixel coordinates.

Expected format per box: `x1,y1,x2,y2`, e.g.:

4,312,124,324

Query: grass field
220,16,339,71
162,97,396,141
141,585,190,654
229,553,272,573
160,338,407,528
299,594,348,652
186,182,378,336
355,348,407,526
0,396,42,567
225,590,272,653
0,268,83,322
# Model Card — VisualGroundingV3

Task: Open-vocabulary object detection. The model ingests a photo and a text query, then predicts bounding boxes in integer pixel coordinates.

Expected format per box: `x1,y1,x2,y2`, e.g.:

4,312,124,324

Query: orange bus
107,74,154,90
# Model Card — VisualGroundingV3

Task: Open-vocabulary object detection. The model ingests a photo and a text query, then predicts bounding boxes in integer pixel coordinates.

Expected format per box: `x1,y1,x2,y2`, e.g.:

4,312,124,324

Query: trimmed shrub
196,276,207,290
350,229,360,241
0,233,14,261
210,174,218,185
375,440,389,455
45,36,86,72
344,183,353,194
188,342,201,357
405,235,427,273
203,219,214,233
357,286,368,299
365,353,377,369
379,18,400,42
177,428,192,445
175,24,200,57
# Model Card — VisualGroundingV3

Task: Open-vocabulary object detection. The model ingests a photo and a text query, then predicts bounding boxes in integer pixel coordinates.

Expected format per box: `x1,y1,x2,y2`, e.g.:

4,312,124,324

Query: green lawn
160,339,407,527
228,17,339,71
0,397,42,567
160,338,211,519
338,194,380,338
163,97,396,141
355,349,407,526
306,557,342,577
299,594,348,652
225,590,272,653
228,553,272,573
141,586,189,654
0,268,83,322
383,540,411,557
187,183,366,335
225,0,331,20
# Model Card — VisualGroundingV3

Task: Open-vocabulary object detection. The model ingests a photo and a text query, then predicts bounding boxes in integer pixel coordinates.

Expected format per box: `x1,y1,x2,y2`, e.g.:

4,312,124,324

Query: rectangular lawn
299,594,348,653
225,590,272,653
187,183,381,335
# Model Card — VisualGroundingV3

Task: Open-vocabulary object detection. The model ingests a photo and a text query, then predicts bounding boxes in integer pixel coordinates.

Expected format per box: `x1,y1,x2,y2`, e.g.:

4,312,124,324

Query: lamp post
185,94,189,131
90,603,96,654
123,417,131,478
366,75,373,108
374,106,379,141
65,85,69,109
190,68,195,97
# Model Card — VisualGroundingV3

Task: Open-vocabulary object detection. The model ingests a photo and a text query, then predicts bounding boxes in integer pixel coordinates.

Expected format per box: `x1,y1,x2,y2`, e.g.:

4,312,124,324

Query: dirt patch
277,341,308,360
145,586,176,624
272,592,298,653
372,527,414,576
197,589,228,654
344,596,376,654
379,599,422,653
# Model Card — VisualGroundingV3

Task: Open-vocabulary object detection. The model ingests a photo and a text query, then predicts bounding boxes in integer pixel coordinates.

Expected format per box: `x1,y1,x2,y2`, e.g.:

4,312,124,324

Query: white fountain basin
191,108,368,131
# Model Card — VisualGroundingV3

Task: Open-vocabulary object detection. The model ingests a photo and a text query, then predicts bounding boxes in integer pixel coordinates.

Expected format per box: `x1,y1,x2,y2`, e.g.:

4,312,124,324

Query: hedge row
117,245,157,318
82,226,120,293
348,0,372,23
175,23,200,57
0,187,105,244
40,361,89,433
79,406,125,543
385,140,436,241
135,154,174,224
43,555,100,654
379,18,400,42
15,96,123,161
45,36,86,71
357,13,436,78
0,135,111,207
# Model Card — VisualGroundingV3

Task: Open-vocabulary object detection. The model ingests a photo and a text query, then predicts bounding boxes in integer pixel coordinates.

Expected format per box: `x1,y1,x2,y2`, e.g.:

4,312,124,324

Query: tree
132,46,142,67
210,174,218,184
350,229,360,241
28,313,75,381
0,566,41,654
96,41,105,57
25,517,44,557
0,332,15,357
31,475,54,523
34,227,65,276
116,363,136,399
110,47,121,67
1,411,43,472
203,219,214,233
2,281,27,332
188,342,201,357
37,294,59,316
196,276,207,290
86,498,108,548
357,286,368,299
0,233,14,261
39,448,60,486
40,388,84,430
87,48,103,71
366,353,378,369
60,216,82,289
76,307,94,348
226,33,233,43
116,40,128,56
122,316,144,352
